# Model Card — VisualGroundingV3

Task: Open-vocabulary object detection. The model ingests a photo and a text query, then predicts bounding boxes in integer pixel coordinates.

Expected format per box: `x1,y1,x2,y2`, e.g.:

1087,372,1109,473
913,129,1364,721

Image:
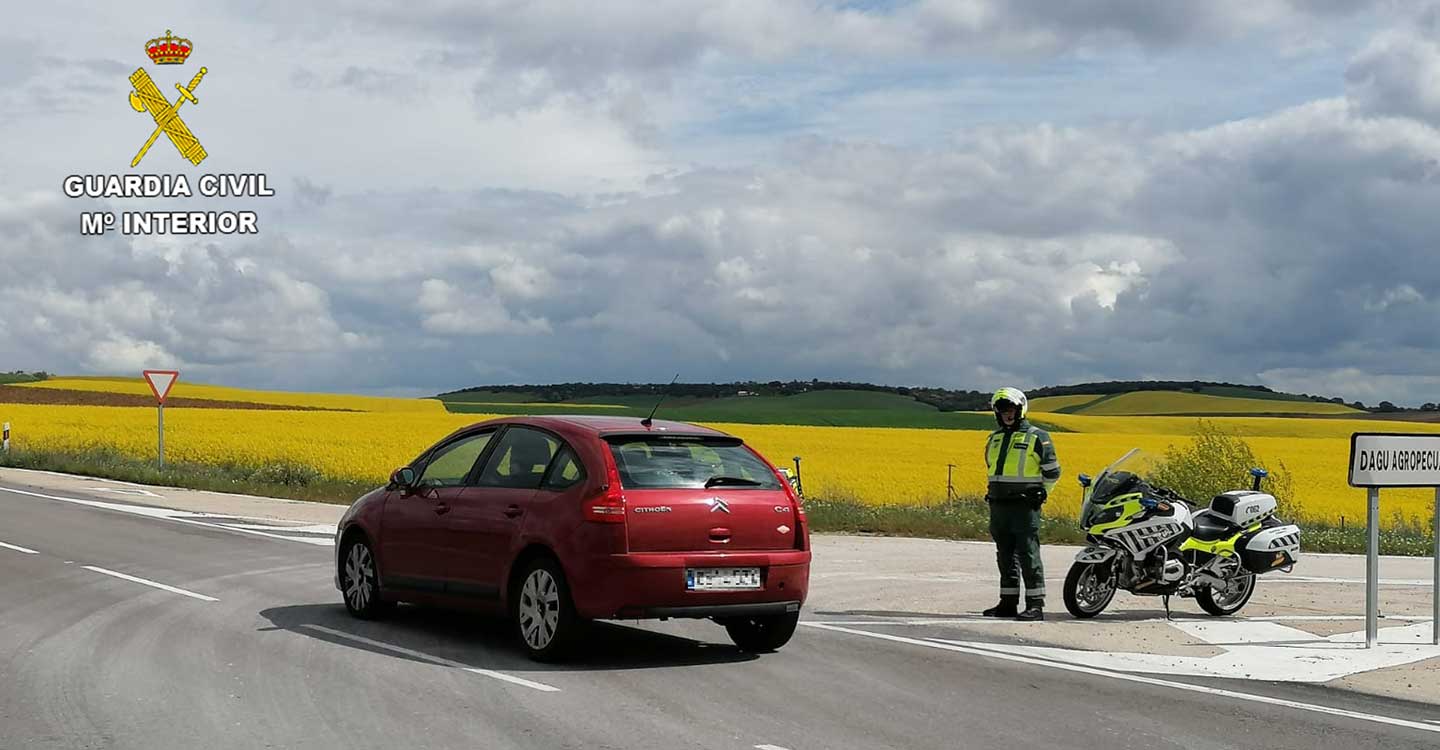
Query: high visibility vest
986,426,1046,486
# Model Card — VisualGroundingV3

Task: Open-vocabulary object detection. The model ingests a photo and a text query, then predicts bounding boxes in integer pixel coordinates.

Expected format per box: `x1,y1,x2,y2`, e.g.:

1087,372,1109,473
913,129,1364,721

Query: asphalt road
2,478,1438,750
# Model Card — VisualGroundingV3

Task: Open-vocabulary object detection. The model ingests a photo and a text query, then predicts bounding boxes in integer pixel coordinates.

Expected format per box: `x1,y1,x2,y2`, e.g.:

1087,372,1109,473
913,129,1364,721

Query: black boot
1016,604,1044,621
982,598,1019,618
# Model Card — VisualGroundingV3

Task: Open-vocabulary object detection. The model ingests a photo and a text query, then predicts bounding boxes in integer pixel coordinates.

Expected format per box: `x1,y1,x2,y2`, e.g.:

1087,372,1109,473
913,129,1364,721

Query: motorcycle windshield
1080,449,1163,524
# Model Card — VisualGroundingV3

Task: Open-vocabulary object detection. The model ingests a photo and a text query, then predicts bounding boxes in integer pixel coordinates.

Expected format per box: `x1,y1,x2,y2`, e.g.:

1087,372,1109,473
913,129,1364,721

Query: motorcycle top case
1209,490,1276,527
1237,516,1301,574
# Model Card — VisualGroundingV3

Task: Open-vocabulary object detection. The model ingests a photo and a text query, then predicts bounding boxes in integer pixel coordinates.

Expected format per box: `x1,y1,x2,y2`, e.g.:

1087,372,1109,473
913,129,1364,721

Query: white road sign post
142,370,179,469
2,421,9,453
1347,432,1440,647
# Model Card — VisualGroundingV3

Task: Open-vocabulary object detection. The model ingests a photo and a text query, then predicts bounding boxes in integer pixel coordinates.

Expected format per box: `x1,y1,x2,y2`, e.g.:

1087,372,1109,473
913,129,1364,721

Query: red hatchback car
334,415,811,660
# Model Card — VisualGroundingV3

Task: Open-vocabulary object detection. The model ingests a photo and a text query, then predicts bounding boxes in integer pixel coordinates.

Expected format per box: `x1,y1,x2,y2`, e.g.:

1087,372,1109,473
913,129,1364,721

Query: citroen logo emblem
708,497,731,514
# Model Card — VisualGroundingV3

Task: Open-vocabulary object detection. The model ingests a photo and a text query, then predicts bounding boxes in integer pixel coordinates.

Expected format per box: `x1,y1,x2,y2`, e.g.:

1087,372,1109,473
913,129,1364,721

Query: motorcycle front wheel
1064,561,1117,618
1197,572,1255,616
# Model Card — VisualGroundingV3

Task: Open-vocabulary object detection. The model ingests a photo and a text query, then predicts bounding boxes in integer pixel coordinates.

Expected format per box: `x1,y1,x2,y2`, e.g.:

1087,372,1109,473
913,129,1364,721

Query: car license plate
687,567,761,590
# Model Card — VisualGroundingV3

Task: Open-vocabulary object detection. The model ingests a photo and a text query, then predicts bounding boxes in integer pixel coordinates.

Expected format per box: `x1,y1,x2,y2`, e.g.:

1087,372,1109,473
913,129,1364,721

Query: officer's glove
1025,486,1047,510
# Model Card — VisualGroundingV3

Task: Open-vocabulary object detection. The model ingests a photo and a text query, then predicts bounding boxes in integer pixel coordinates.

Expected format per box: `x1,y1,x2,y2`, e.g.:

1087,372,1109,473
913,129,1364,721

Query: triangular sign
142,370,180,404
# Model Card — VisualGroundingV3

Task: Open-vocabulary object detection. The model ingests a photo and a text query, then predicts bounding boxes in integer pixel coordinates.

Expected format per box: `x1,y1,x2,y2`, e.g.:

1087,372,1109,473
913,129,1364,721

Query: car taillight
584,450,627,524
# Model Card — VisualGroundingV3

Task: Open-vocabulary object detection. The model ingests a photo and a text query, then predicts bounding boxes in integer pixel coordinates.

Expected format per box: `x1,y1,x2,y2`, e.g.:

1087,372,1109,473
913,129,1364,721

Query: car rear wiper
703,475,763,488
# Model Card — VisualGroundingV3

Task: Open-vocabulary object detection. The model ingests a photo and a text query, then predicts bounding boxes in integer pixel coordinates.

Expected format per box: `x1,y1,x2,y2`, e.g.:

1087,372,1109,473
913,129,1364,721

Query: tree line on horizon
437,378,1403,412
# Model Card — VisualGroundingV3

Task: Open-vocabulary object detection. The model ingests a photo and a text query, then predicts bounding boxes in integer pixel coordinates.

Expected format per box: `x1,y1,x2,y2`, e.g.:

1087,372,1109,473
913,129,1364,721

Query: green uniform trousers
988,499,1045,607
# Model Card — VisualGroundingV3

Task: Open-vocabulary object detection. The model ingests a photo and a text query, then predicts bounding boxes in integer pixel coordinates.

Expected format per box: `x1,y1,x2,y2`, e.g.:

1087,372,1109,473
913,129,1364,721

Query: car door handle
433,503,450,515
504,505,524,519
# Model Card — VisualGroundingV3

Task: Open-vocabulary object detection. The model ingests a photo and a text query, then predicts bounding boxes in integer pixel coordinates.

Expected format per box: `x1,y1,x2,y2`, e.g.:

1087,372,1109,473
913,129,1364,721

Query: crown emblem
145,30,192,65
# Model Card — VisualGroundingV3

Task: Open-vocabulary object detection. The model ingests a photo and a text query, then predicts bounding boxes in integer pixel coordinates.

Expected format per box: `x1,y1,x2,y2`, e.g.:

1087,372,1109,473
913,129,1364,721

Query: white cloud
1347,27,1440,125
416,279,552,335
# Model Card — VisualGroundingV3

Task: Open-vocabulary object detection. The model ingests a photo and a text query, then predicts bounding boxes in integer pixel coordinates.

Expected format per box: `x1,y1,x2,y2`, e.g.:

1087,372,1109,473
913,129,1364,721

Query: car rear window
605,436,782,490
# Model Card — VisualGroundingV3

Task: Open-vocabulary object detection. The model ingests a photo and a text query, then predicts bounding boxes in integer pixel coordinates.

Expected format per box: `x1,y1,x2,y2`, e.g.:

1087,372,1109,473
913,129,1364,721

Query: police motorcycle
1062,449,1302,619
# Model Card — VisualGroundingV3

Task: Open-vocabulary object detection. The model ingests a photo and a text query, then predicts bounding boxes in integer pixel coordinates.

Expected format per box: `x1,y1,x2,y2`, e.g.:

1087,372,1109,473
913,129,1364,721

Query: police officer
981,387,1061,621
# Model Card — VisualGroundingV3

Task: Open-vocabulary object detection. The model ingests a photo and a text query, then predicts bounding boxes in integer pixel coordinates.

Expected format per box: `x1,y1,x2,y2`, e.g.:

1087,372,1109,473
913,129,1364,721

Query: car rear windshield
605,436,783,490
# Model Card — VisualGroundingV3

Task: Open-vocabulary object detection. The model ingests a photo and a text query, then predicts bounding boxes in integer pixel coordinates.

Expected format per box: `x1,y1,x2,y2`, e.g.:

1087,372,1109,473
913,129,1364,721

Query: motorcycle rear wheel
1064,562,1117,618
1197,573,1255,616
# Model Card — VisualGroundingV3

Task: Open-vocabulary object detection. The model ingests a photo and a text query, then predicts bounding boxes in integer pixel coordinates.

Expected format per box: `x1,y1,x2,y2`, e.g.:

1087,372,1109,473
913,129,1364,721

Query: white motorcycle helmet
990,387,1028,427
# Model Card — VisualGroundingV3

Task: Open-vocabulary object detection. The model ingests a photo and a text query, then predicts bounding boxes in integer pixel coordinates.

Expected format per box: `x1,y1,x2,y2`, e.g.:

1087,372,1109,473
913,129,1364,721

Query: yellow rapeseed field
2,382,1434,528
16,377,444,413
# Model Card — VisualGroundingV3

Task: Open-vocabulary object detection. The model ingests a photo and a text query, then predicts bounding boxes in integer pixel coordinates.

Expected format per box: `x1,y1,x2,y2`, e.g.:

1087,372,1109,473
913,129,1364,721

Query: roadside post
142,370,179,468
1347,432,1440,647
2,421,9,453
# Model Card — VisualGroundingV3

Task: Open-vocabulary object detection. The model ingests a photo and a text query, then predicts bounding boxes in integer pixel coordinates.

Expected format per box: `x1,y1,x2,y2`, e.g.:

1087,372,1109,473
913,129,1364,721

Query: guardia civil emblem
128,30,209,167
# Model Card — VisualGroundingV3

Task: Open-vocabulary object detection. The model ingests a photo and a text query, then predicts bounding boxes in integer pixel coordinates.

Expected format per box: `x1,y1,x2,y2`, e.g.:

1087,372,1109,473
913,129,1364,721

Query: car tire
512,557,582,662
721,611,800,653
340,537,392,620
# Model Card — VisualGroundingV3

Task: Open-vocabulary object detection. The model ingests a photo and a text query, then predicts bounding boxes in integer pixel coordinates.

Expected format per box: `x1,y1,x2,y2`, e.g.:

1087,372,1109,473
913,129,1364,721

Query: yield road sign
142,370,179,404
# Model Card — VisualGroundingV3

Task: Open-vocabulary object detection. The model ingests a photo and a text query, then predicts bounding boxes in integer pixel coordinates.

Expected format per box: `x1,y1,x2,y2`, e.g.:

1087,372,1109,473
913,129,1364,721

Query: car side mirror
390,466,417,493
1078,473,1092,488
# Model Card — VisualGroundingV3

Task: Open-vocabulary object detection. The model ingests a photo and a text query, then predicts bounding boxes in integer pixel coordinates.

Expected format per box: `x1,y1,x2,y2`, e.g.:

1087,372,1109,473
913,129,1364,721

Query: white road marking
92,487,163,498
936,619,1440,683
81,565,219,602
463,667,562,692
0,540,39,554
299,625,561,693
810,614,1434,627
756,745,792,750
811,572,1437,587
803,623,1440,735
0,486,333,547
220,522,337,535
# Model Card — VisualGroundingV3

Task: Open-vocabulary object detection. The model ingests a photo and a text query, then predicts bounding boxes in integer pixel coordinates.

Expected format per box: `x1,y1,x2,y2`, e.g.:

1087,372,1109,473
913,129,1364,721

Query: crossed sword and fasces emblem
128,67,208,167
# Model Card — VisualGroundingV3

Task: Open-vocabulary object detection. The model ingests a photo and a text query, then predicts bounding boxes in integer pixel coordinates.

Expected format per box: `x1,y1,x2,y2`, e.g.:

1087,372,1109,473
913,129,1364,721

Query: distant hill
1032,391,1361,416
432,378,1375,429
438,379,1362,411
437,388,1001,430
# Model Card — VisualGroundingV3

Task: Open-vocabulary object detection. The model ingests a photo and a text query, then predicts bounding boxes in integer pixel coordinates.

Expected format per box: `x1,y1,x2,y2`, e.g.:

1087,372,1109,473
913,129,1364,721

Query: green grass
0,446,377,505
438,389,1029,430
806,493,1087,545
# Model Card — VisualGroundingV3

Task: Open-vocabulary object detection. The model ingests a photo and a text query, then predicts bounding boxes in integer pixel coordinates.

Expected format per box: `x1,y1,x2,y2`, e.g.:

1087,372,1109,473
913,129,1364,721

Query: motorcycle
1062,448,1302,619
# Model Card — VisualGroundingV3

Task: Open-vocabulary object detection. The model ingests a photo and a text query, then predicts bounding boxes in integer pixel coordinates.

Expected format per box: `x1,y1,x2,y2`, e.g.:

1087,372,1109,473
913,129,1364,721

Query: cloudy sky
3,1,1440,404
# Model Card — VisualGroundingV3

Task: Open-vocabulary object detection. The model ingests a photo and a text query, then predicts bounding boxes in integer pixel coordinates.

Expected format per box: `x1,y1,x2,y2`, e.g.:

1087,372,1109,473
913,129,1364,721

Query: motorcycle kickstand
1163,594,1172,621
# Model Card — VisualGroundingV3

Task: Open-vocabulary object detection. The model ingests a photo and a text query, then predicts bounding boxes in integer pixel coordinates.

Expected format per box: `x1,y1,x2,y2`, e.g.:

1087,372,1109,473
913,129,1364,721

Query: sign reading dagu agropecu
63,29,275,237
1348,433,1440,488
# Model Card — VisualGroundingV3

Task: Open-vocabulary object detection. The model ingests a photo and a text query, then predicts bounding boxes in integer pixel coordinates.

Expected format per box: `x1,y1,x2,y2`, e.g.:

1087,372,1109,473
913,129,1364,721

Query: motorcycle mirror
1078,473,1092,488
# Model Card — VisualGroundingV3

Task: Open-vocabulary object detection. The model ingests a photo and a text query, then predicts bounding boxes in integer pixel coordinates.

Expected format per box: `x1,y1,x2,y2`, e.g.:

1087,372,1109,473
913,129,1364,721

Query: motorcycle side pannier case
1237,516,1301,574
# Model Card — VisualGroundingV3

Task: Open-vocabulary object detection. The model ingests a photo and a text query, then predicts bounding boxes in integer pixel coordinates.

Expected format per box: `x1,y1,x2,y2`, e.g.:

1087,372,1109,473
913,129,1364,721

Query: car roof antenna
641,374,680,428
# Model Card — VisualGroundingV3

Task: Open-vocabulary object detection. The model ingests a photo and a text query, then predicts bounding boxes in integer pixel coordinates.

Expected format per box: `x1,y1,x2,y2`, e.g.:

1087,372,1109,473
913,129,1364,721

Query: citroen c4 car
334,415,810,660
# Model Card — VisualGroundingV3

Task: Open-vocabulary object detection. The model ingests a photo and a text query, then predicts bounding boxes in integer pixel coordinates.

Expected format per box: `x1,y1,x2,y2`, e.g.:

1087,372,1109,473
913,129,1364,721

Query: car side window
417,431,494,488
476,427,559,490
541,446,586,491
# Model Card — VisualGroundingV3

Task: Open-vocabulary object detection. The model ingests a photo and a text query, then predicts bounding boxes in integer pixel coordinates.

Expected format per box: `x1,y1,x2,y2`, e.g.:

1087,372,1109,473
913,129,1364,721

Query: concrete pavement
2,467,1439,748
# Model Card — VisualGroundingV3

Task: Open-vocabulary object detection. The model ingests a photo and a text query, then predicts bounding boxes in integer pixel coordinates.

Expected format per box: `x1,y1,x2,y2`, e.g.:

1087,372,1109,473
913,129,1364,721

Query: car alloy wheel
518,567,561,651
341,539,390,619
